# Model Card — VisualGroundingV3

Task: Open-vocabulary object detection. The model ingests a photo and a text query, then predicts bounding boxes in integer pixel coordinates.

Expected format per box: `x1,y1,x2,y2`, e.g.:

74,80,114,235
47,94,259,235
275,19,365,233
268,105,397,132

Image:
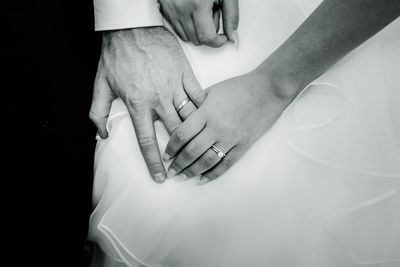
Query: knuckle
230,15,240,28
169,124,181,134
174,128,186,143
203,152,217,166
182,145,197,160
191,88,205,102
171,161,183,172
150,93,163,108
146,160,163,171
222,157,234,168
137,136,155,150
89,110,101,124
125,91,144,111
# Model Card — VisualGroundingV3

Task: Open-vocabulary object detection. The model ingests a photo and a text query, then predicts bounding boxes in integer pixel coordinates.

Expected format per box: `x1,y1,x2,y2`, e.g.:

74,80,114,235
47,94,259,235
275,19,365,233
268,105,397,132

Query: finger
89,73,116,139
213,8,221,33
173,22,189,42
127,108,166,183
181,18,200,45
174,97,197,121
163,110,206,160
159,5,187,41
193,7,228,47
167,130,215,178
222,0,239,43
182,141,230,178
199,145,239,184
182,70,206,108
173,72,198,120
157,105,182,135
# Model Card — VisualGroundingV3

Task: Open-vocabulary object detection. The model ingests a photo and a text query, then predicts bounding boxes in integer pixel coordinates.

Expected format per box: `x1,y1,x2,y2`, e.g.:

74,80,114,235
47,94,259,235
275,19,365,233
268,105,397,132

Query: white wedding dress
88,0,400,266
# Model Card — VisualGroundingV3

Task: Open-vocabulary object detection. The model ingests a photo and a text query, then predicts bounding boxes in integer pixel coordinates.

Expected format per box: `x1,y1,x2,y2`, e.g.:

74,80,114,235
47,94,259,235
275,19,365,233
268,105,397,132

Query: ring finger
174,97,197,120
182,142,231,178
167,129,215,177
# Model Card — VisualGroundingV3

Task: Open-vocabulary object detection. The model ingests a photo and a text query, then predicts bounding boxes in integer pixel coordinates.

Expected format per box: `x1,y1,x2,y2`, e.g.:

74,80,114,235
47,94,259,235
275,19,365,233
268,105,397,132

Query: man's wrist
102,26,182,53
103,27,169,43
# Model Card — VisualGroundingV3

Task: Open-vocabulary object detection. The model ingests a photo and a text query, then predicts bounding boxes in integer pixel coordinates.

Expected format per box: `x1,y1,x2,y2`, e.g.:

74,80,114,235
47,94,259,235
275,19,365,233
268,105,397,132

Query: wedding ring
176,98,191,112
211,145,226,159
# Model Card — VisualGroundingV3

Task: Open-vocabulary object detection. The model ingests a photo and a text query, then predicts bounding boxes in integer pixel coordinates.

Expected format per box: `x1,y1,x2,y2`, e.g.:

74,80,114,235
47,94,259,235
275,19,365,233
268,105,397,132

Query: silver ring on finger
175,98,191,112
211,145,226,159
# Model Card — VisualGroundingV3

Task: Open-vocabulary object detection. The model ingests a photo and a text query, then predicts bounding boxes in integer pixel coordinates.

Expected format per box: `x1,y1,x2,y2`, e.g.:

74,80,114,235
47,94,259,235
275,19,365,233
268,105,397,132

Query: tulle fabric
88,0,400,266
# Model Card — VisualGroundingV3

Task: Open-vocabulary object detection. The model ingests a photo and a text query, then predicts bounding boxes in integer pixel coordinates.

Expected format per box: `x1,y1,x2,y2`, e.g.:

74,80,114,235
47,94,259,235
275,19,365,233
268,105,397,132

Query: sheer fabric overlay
88,0,400,266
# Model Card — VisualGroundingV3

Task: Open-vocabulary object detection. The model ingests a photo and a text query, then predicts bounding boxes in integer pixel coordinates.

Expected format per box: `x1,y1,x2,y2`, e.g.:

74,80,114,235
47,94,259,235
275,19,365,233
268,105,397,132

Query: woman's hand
164,0,400,184
164,69,296,183
159,0,239,47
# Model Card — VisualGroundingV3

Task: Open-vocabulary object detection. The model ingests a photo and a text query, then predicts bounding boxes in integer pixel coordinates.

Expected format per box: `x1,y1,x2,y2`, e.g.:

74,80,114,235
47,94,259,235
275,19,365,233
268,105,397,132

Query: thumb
89,76,116,139
182,70,206,107
222,0,239,43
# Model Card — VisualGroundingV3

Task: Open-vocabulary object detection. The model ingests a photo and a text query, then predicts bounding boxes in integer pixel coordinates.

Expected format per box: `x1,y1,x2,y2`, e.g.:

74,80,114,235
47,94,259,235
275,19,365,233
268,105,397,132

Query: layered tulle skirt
88,0,400,266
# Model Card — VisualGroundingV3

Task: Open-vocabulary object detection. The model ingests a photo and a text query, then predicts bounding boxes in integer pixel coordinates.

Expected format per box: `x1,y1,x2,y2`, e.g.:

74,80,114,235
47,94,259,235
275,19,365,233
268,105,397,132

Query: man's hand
89,27,205,183
159,0,239,47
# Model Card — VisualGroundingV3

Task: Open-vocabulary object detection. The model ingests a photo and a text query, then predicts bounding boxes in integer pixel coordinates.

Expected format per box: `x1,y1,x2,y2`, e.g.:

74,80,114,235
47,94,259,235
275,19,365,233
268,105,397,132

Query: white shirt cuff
94,0,165,31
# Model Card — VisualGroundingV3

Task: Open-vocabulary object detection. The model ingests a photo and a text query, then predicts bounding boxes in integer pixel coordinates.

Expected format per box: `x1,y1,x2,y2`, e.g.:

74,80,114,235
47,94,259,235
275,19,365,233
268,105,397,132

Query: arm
90,1,205,183
94,0,239,46
261,0,400,100
163,0,400,182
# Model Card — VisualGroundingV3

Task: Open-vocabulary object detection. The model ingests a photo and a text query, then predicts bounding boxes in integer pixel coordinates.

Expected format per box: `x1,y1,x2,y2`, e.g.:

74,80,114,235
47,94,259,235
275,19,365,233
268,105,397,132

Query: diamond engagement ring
176,98,191,112
211,145,226,159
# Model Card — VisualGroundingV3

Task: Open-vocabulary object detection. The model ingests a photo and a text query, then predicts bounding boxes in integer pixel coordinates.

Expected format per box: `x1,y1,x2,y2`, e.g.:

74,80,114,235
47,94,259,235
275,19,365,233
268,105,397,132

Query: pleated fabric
88,0,400,266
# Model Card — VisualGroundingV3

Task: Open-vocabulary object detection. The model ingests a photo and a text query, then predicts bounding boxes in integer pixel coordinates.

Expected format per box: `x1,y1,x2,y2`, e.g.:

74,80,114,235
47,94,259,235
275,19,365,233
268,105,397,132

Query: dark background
4,1,100,266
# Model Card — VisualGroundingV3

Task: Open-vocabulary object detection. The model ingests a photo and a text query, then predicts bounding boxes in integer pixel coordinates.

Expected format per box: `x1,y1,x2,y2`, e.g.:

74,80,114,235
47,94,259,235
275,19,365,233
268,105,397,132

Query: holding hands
90,0,241,183
161,0,400,183
165,69,296,183
90,27,205,183
92,0,400,184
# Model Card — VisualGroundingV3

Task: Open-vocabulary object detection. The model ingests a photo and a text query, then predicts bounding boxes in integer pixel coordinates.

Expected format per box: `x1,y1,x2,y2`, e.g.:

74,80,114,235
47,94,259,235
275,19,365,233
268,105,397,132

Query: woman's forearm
258,0,400,99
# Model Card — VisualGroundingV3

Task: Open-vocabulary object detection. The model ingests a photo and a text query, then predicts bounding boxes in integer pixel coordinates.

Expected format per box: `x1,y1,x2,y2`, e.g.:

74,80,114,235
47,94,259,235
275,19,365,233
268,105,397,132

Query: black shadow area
3,1,100,266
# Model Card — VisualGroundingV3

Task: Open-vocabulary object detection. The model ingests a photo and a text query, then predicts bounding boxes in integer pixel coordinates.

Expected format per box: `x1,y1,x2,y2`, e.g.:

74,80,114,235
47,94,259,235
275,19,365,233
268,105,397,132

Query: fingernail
167,168,177,178
232,31,239,48
154,173,166,183
96,130,107,140
198,177,210,186
174,174,189,182
163,152,171,161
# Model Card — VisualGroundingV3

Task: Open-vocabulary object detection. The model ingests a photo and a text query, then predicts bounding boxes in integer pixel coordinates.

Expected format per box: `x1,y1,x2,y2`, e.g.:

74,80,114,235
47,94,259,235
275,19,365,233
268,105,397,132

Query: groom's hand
89,27,205,183
159,0,239,47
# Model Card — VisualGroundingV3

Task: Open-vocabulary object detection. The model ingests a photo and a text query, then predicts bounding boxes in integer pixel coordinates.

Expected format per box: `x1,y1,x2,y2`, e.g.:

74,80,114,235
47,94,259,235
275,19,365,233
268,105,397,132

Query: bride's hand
164,70,295,183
